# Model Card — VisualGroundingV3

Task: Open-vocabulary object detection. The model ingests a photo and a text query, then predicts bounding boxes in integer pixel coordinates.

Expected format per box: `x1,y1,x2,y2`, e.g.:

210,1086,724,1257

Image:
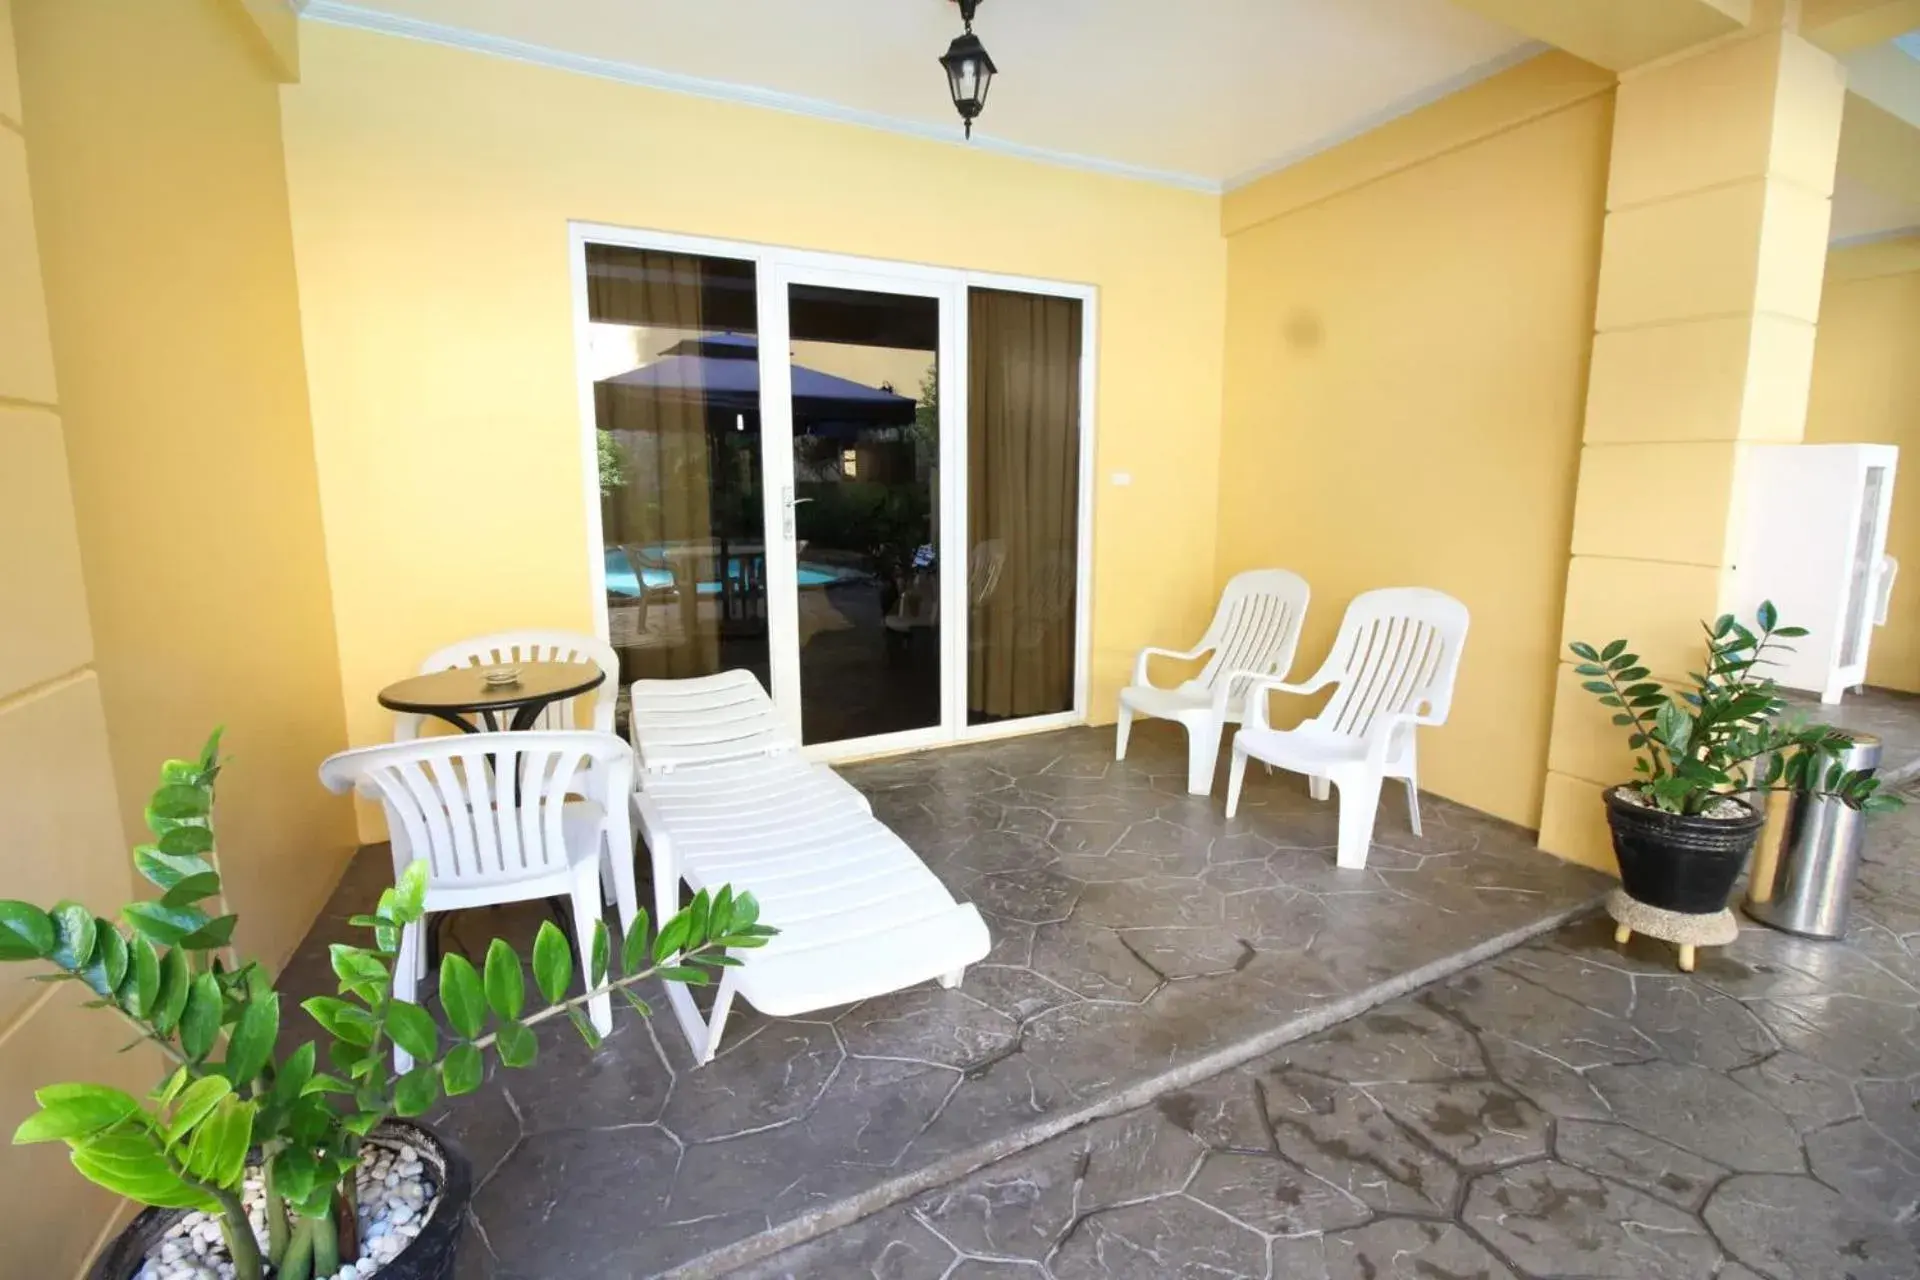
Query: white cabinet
1731,443,1898,703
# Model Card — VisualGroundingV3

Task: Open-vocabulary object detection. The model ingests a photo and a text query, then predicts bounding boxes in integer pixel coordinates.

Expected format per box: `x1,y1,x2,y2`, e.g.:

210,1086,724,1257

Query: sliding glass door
577,227,1089,756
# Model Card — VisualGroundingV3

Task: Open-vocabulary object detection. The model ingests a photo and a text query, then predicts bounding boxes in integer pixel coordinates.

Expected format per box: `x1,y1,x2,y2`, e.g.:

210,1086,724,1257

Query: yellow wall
15,0,355,968
0,0,160,1272
1217,54,1615,828
281,22,1228,838
1806,236,1920,691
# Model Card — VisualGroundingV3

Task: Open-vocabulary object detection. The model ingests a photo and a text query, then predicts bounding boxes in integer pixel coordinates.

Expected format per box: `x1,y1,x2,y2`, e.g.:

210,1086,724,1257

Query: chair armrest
1132,645,1211,689
1237,672,1338,732
1363,707,1441,768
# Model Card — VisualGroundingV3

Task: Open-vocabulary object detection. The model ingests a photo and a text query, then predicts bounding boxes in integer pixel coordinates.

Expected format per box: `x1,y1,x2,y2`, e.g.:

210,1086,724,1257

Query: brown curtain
967,288,1082,720
588,246,717,676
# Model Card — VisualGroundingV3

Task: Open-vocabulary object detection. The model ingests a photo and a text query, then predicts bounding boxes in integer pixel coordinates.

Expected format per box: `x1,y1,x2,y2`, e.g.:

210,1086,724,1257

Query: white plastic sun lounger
627,671,990,1064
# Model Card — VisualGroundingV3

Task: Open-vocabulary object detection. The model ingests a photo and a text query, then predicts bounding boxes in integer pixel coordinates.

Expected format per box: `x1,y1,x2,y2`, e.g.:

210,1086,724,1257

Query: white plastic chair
1226,588,1469,870
1116,569,1311,795
393,630,619,740
319,731,637,1071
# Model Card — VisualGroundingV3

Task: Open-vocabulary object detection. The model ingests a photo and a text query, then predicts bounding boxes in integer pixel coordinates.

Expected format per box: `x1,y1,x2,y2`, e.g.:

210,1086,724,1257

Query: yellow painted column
1539,24,1847,870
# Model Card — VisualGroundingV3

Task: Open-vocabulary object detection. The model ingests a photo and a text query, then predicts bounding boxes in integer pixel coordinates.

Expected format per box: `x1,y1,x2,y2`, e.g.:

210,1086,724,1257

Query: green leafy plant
2,731,771,1280
1571,601,1900,817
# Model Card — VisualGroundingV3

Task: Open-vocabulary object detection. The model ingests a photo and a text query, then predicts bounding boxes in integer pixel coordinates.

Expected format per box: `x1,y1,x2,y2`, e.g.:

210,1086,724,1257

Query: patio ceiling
296,0,1537,189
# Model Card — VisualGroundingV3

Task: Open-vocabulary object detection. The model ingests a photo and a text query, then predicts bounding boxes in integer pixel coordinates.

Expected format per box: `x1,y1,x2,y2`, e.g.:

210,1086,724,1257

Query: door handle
780,488,811,540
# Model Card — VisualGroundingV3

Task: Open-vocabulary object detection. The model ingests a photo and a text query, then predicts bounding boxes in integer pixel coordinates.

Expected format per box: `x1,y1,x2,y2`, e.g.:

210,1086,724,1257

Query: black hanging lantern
939,0,996,139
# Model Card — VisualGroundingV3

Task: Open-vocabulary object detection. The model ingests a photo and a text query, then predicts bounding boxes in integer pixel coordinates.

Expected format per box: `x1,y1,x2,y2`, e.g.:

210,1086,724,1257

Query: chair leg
1402,776,1422,837
392,921,421,1074
1308,776,1331,802
1225,741,1251,818
1115,704,1134,761
570,872,613,1037
1186,717,1225,796
939,967,965,990
1334,775,1384,871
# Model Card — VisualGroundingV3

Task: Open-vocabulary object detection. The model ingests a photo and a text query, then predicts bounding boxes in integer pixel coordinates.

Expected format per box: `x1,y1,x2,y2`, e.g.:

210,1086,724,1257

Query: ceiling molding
1831,223,1920,249
1220,40,1551,192
297,0,1225,192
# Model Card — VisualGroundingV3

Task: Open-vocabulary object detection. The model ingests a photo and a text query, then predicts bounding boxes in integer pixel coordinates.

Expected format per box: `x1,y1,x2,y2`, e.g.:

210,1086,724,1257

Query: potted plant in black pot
1570,602,1897,971
0,732,772,1280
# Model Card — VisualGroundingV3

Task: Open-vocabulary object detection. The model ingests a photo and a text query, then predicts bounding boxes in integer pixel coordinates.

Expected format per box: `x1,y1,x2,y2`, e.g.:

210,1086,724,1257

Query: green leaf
1773,625,1809,638
49,902,97,971
270,1041,317,1109
494,1021,537,1068
733,894,760,931
148,783,211,822
179,973,223,1060
1653,701,1692,756
439,953,486,1040
1756,600,1778,632
589,921,610,988
271,1144,320,1205
1600,639,1626,661
531,920,571,1005
329,944,390,1004
341,1110,384,1137
222,992,279,1087
151,947,192,1035
118,935,161,1017
567,1007,604,1050
302,1073,352,1096
440,1043,483,1097
655,965,711,985
180,914,238,951
80,921,128,997
156,825,215,857
617,988,651,1017
385,1001,438,1063
1580,680,1613,696
393,861,429,926
1569,641,1600,661
150,1067,189,1107
182,1095,254,1187
686,889,712,949
72,1133,217,1211
14,1084,145,1143
1711,613,1736,639
484,938,525,1020
162,1076,233,1148
159,873,224,909
393,1067,440,1118
123,901,210,948
0,902,54,961
653,912,692,964
303,996,377,1047
620,910,651,976
135,848,214,894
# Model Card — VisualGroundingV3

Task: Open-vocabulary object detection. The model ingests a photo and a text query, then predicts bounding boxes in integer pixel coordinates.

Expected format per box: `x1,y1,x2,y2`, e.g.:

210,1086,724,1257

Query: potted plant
0,732,772,1280
1570,602,1897,969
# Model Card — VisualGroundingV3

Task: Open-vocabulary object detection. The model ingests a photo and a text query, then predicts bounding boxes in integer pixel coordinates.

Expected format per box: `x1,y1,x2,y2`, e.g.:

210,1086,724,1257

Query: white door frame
568,220,1098,759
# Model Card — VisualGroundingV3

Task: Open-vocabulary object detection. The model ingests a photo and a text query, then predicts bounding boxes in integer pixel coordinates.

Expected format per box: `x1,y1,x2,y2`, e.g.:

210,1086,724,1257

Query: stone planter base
1606,888,1738,973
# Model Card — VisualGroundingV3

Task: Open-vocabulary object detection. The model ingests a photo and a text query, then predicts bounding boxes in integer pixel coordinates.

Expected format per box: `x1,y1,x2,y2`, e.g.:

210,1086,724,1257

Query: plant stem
459,941,724,1058
212,1187,263,1280
263,1155,290,1265
333,1178,360,1265
312,1201,341,1275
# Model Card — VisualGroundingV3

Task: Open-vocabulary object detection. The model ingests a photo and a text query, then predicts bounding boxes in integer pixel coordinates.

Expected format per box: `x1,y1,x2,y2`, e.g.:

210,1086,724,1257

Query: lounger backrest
627,670,794,772
1193,569,1312,707
1310,588,1470,741
397,629,619,739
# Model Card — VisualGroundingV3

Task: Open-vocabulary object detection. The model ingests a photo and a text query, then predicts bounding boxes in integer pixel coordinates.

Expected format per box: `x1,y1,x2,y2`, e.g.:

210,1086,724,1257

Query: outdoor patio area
279,720,1610,1277
748,777,1920,1280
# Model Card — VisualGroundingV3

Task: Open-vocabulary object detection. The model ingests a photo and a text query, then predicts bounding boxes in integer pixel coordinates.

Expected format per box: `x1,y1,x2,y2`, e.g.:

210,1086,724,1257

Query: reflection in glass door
779,283,944,746
585,244,771,719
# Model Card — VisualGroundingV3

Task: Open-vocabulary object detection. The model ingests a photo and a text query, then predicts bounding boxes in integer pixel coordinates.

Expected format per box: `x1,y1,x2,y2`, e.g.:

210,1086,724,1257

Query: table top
376,661,606,716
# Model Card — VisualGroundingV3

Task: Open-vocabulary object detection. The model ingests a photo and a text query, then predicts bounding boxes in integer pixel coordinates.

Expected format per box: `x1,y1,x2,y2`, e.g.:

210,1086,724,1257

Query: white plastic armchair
319,730,637,1071
393,629,619,740
1226,587,1469,870
1116,569,1311,795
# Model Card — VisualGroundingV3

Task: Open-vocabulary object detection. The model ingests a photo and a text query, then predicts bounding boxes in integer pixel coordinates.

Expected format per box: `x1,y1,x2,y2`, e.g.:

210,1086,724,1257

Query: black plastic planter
1605,786,1766,914
91,1120,470,1280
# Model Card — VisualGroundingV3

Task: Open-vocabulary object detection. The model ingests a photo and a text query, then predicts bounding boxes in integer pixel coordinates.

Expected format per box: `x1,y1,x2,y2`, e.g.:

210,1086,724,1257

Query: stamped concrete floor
748,779,1920,1280
280,722,1610,1278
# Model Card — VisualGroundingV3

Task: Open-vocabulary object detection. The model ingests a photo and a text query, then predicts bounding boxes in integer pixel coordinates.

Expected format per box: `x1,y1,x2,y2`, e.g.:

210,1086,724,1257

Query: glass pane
967,288,1082,725
787,283,942,745
586,244,769,725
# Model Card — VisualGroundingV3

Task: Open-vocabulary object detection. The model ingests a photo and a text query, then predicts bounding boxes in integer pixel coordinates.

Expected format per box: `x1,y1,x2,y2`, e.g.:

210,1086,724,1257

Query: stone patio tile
496,1016,675,1133
1049,1196,1267,1280
657,1019,843,1142
1283,1003,1485,1083
1588,1060,1804,1173
1726,1050,1862,1133
1805,1118,1920,1226
1463,1162,1719,1279
1113,926,1259,980
835,986,1019,1070
1026,922,1163,1002
1268,1219,1520,1279
1704,1173,1920,1280
1185,1149,1371,1235
909,1146,1080,1262
1751,994,1920,1080
1259,1068,1463,1216
735,1204,955,1279
467,1124,685,1276
1148,1070,1271,1153
1552,1119,1726,1210
1368,1079,1550,1170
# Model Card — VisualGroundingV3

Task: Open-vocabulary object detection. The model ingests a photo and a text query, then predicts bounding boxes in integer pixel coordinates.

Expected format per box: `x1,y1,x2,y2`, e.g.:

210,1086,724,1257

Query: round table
376,661,606,734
